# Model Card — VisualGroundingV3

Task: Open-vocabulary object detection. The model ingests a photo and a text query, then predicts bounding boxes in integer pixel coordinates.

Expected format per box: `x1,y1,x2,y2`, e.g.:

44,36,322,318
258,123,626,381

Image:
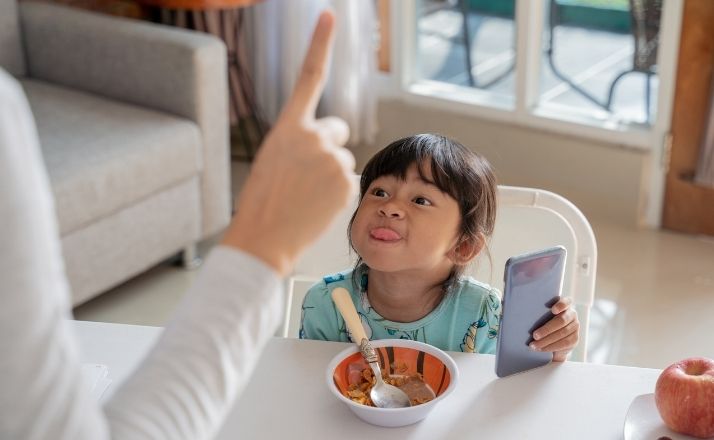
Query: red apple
655,357,714,439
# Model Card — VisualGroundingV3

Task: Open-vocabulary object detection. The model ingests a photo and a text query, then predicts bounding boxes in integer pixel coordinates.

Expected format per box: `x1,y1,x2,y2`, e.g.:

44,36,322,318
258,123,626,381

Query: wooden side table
139,0,268,160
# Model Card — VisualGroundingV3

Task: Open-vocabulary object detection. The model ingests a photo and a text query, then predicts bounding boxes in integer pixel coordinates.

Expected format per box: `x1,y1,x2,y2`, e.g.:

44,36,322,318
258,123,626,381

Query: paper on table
81,364,112,401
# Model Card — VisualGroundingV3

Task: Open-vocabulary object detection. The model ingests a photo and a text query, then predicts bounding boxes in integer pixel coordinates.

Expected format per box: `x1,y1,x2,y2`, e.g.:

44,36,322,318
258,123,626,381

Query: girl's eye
372,188,388,197
413,197,432,206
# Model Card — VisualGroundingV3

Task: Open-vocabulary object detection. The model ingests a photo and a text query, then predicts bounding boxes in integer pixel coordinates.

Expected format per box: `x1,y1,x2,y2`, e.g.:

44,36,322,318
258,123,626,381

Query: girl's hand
529,297,580,362
223,10,358,276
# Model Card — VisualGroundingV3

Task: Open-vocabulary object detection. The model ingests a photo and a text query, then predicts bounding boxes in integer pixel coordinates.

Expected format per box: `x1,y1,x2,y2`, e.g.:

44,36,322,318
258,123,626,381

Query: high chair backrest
471,186,597,362
280,178,597,362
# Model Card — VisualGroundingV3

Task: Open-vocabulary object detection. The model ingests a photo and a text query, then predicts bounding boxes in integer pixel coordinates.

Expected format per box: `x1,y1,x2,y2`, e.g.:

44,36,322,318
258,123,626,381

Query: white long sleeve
104,248,284,439
0,70,285,439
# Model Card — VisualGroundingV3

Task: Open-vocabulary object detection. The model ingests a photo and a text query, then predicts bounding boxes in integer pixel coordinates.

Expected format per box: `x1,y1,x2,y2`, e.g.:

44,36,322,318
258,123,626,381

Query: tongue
371,228,401,241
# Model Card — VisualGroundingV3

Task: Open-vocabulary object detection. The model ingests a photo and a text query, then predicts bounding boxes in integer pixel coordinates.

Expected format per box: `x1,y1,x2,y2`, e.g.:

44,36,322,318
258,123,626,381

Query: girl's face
351,163,463,275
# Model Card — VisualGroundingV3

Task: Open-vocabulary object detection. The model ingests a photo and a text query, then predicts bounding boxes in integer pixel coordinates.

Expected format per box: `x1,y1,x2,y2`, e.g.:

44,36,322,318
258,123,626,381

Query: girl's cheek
349,218,361,243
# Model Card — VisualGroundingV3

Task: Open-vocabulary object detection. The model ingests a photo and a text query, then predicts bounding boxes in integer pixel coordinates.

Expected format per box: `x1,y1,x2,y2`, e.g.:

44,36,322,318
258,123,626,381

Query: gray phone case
495,246,567,378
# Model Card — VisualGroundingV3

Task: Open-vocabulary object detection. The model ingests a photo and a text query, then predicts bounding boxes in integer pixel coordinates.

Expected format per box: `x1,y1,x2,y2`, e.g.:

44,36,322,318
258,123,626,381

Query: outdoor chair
547,0,662,122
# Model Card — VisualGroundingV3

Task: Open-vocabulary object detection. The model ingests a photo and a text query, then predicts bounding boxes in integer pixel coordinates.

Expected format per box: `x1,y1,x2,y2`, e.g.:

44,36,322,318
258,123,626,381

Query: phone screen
495,247,566,377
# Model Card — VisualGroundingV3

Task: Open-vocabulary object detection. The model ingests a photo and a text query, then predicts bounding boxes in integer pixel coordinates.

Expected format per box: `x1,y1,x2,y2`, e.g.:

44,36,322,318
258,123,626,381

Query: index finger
281,10,336,122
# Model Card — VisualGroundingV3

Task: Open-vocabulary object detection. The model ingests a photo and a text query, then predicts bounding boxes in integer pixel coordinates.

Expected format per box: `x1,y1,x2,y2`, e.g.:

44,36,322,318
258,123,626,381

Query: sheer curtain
695,73,714,187
248,0,378,146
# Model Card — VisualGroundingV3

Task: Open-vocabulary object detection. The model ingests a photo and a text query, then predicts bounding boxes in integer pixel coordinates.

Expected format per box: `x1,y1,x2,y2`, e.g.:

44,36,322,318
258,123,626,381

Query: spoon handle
331,287,377,363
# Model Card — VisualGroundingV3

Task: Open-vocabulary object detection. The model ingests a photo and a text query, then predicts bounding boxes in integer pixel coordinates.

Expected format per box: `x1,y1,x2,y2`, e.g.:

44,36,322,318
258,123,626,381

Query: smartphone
495,246,566,378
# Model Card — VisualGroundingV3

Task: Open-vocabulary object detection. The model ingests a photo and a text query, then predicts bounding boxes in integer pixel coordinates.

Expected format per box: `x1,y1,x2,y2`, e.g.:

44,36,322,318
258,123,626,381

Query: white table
72,320,660,439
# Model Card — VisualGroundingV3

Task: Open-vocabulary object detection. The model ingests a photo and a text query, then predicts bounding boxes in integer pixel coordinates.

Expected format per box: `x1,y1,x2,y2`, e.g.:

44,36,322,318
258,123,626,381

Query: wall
356,99,649,227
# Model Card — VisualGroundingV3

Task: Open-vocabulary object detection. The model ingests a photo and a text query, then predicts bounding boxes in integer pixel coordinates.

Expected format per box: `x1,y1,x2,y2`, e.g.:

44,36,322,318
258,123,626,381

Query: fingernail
533,332,541,340
529,343,539,351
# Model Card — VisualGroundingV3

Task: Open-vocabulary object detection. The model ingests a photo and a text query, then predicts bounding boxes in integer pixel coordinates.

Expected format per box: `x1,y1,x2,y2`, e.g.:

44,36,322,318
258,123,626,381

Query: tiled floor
585,222,714,368
73,161,714,370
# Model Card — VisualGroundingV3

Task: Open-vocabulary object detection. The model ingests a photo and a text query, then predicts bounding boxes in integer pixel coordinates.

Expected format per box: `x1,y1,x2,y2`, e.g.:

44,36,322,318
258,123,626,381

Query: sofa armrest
20,1,231,237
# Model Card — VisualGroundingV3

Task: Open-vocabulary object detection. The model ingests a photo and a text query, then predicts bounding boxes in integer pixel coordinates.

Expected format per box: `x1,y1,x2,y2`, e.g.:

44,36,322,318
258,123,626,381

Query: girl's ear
448,233,485,266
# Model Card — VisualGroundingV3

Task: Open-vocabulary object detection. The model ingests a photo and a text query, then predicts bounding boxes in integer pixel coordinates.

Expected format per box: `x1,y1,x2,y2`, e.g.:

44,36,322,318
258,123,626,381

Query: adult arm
104,246,284,438
1,61,278,440
0,68,109,439
107,9,355,439
1,9,355,440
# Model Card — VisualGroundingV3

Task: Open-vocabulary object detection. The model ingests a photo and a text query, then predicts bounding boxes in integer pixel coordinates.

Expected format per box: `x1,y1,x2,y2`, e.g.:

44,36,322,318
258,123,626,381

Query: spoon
331,287,411,408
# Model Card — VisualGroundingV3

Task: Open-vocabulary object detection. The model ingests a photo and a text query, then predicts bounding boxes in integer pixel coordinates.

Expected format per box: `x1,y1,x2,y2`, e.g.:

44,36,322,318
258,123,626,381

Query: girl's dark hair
348,133,498,293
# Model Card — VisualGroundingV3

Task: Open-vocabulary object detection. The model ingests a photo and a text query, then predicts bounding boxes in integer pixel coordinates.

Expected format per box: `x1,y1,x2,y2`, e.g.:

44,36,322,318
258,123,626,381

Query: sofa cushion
0,0,25,76
21,79,202,235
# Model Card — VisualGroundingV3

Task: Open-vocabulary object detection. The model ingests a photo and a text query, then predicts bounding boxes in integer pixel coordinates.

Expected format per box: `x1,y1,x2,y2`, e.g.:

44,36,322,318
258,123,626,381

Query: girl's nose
379,202,404,218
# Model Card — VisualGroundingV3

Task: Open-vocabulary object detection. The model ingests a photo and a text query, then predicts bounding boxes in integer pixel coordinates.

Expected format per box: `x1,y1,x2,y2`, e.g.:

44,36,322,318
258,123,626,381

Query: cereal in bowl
344,361,435,407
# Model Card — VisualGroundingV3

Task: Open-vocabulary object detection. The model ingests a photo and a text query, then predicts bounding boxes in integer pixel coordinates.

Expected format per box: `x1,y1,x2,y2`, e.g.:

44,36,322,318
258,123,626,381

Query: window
416,0,516,103
402,0,681,149
539,0,660,125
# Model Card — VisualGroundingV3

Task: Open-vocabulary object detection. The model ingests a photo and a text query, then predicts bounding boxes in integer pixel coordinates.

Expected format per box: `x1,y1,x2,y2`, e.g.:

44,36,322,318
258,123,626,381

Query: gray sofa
1,1,231,305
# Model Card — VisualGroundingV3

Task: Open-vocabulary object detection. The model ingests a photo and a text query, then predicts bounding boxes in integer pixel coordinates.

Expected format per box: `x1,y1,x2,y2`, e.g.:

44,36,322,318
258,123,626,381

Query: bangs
359,134,471,202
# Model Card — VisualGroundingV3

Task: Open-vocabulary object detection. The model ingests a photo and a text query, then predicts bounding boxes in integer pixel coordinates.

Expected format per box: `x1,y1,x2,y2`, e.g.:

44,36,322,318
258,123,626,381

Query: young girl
299,134,579,360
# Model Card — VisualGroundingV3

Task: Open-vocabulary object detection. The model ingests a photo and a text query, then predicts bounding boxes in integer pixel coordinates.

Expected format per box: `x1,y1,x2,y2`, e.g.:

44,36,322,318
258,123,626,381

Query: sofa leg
181,244,202,270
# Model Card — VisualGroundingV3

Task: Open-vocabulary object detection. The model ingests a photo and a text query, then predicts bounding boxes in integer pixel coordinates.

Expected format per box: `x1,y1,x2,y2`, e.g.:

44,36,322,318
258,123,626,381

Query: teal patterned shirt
299,269,502,354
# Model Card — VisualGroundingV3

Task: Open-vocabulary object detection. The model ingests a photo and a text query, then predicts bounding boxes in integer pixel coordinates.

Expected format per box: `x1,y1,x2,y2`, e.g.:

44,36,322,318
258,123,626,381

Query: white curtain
248,0,378,146
695,74,714,187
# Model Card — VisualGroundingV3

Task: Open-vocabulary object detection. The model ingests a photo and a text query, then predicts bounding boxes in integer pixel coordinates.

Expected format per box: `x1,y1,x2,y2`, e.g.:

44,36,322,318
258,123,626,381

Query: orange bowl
326,339,459,427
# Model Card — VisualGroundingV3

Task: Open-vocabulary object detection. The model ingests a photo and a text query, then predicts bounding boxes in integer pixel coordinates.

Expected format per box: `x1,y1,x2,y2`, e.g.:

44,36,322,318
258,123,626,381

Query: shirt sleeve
105,246,284,440
1,70,110,440
0,70,285,440
299,281,342,341
475,288,503,355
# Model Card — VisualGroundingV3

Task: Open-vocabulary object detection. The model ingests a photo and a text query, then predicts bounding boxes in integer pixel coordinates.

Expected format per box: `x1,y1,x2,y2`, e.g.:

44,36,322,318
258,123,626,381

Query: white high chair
279,179,597,362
